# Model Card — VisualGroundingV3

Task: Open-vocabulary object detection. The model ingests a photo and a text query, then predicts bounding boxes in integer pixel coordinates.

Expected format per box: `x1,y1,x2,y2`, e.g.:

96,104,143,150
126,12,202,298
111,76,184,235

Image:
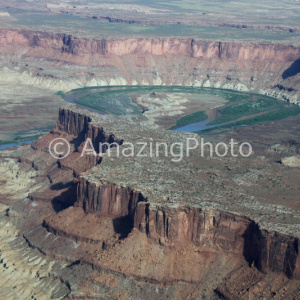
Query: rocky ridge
0,106,300,298
0,29,299,105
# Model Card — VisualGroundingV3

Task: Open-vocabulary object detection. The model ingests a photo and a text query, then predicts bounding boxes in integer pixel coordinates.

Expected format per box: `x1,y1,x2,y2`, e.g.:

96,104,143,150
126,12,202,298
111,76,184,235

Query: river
0,139,37,151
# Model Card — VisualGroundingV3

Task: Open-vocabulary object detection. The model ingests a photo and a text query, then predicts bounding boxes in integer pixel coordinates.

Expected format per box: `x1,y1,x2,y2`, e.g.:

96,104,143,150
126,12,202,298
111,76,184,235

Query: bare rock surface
0,106,299,298
281,155,300,168
0,27,299,142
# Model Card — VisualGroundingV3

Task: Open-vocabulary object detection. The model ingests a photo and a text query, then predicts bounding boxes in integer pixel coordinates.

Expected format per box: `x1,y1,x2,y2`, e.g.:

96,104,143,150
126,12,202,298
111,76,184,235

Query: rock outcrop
1,106,300,298
74,176,300,280
76,179,146,216
0,29,299,104
281,155,300,167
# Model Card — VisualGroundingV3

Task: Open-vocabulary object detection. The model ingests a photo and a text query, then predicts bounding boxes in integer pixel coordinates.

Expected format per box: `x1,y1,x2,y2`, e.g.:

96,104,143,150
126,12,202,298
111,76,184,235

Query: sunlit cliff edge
0,106,299,298
0,29,299,105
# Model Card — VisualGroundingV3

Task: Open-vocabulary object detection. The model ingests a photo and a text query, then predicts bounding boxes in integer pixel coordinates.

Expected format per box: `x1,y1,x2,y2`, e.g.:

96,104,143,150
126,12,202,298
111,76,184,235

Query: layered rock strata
0,29,299,104
0,106,300,298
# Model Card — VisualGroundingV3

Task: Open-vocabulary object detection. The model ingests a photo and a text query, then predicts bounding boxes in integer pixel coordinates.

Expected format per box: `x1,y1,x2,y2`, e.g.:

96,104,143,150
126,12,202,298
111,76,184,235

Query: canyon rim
0,1,300,299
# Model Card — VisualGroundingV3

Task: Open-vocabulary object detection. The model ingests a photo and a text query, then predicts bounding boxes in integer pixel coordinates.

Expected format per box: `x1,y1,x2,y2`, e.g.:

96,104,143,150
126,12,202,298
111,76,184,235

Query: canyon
0,28,299,143
0,29,299,105
0,106,299,299
0,2,300,298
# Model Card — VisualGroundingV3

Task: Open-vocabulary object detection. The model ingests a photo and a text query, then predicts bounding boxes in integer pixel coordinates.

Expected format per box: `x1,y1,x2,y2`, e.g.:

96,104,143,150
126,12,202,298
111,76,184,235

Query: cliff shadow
282,58,300,79
283,239,298,278
242,221,262,269
51,184,77,212
50,181,74,190
113,215,134,240
69,132,87,150
112,190,146,240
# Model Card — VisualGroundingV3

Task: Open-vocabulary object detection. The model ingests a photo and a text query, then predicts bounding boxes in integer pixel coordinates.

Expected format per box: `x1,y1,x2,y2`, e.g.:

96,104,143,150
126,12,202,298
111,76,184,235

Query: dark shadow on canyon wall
50,182,74,190
113,215,134,240
242,221,299,279
283,239,298,278
70,132,87,149
242,221,262,269
282,58,300,79
51,184,77,212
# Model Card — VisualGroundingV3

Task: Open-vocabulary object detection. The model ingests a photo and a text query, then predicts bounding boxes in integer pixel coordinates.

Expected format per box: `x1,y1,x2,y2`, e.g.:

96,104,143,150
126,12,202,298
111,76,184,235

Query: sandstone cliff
74,177,300,280
1,29,299,59
1,106,300,298
50,107,300,280
0,29,299,104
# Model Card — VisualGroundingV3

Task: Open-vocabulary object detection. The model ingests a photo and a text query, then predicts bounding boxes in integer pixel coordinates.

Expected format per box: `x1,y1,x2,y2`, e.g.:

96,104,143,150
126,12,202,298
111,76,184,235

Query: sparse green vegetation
68,86,258,117
200,107,300,133
207,98,285,125
67,86,297,132
56,91,66,98
8,7,300,42
0,135,42,146
170,111,207,130
224,93,250,103
74,92,143,115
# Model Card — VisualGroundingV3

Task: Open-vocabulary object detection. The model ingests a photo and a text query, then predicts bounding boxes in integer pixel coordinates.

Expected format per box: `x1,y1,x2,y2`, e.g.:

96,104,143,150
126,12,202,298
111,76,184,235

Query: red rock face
0,29,299,103
0,30,298,60
135,203,300,279
76,179,146,216
57,107,123,153
134,203,249,251
74,173,300,280
1,106,300,298
243,223,300,279
54,105,298,281
57,108,92,136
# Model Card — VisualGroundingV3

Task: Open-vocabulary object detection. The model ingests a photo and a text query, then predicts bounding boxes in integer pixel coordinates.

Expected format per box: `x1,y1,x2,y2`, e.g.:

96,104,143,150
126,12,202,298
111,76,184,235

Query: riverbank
0,138,39,150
